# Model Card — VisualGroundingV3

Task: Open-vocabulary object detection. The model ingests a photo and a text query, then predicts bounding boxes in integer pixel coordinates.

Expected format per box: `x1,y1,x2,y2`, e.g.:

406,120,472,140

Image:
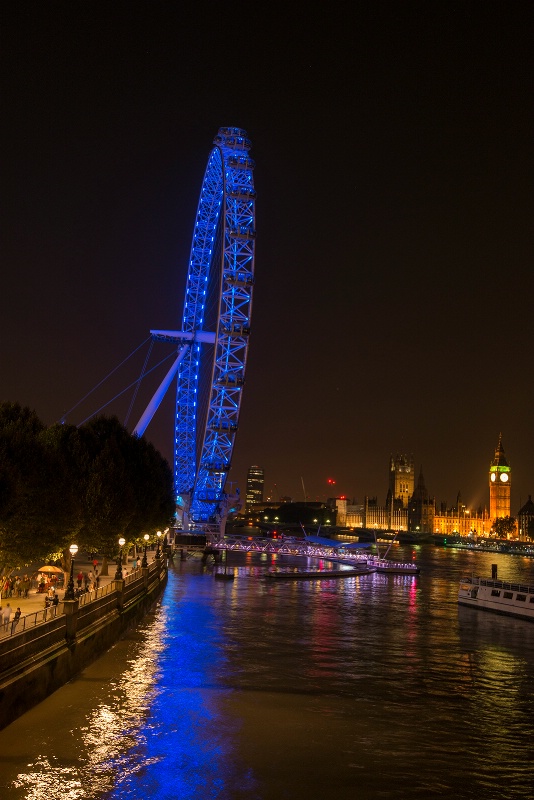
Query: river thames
1,544,534,799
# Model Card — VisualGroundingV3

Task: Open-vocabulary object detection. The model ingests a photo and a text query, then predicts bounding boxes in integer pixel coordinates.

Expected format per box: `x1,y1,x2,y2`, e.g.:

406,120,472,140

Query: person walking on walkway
11,607,21,633
2,603,12,631
77,571,83,589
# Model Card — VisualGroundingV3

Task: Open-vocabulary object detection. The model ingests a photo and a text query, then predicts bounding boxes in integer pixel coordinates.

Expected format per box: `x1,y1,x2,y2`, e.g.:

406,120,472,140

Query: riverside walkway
0,548,168,730
0,549,160,639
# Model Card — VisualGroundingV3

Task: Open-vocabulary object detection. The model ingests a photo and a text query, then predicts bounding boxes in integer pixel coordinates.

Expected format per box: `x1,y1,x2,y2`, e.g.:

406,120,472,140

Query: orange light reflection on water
11,609,167,799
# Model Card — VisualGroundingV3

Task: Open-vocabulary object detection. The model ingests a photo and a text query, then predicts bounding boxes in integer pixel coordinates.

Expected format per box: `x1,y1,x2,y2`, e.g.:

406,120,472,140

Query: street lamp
156,530,162,560
115,537,126,580
142,533,149,568
65,543,78,600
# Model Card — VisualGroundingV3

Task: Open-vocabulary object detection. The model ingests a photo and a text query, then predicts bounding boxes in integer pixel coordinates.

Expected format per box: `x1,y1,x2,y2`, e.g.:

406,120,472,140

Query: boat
458,574,534,621
265,566,375,581
214,570,235,581
365,530,420,575
367,557,420,575
213,548,235,580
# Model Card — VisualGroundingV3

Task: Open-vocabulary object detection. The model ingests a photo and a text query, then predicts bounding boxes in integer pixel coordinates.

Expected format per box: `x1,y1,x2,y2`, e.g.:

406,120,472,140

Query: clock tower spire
489,433,511,522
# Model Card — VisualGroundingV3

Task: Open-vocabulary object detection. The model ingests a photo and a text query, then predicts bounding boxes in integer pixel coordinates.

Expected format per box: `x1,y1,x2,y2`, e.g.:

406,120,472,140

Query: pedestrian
92,557,98,570
77,571,83,588
2,603,12,631
12,607,21,632
95,573,100,589
83,572,89,590
132,557,138,570
122,566,128,579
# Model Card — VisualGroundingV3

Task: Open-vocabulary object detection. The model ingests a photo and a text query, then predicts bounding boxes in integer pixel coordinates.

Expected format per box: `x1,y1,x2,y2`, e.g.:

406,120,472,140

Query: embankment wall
0,560,167,730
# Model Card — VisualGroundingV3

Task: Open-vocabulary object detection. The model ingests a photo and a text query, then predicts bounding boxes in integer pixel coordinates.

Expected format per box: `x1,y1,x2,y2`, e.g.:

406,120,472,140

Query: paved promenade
0,549,159,628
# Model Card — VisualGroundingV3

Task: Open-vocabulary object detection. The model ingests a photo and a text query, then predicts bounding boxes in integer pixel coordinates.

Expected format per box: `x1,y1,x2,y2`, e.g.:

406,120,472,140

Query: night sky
2,2,533,514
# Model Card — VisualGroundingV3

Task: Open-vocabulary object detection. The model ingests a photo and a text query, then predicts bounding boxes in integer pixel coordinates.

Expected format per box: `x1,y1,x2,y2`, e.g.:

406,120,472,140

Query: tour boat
367,557,420,575
458,574,534,622
362,530,420,575
265,566,375,581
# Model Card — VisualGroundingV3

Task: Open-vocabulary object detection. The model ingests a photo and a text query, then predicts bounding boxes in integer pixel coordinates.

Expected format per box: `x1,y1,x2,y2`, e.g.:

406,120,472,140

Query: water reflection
10,609,166,799
2,547,534,799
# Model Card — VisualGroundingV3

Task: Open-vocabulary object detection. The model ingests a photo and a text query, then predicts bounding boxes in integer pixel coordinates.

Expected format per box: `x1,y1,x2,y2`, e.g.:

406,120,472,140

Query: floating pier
265,567,375,581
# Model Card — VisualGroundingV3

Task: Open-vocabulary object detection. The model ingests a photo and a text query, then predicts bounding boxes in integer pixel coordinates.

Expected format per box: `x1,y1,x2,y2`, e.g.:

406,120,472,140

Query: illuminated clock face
490,473,496,482
500,473,509,483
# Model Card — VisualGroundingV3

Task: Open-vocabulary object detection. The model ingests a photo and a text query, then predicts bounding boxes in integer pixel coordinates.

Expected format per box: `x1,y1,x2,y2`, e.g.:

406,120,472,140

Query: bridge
201,534,420,574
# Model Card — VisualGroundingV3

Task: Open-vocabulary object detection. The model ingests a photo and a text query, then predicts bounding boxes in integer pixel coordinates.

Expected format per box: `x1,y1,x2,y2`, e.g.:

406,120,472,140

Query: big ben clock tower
489,434,511,521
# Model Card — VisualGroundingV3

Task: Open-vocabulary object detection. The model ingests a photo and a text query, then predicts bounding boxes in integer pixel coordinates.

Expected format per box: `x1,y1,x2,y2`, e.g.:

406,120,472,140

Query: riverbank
0,549,159,631
0,552,167,730
435,536,534,557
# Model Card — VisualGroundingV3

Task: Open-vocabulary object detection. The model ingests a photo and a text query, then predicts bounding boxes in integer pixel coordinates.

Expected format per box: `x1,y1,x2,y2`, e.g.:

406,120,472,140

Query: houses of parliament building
337,436,532,538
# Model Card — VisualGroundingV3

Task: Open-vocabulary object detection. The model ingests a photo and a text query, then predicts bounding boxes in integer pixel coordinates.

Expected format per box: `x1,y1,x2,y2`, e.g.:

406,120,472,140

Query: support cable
59,337,152,423
124,337,155,427
77,350,178,427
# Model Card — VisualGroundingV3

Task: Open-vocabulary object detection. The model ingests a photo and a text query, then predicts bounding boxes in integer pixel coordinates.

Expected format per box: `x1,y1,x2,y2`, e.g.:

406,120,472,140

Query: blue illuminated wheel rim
175,127,256,526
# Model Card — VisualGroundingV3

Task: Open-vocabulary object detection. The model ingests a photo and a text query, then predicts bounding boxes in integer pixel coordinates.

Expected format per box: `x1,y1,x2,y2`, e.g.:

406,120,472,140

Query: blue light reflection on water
103,573,258,800
4,547,534,799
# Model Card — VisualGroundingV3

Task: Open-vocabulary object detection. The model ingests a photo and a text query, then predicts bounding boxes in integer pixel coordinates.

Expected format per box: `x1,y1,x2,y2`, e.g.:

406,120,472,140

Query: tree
0,405,83,571
76,417,174,574
0,407,175,573
41,422,88,571
0,403,54,568
76,417,137,572
492,515,516,539
124,435,175,541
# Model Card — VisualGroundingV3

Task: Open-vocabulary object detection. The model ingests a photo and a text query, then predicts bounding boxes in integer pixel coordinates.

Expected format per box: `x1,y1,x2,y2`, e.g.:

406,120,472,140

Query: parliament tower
389,454,414,509
489,434,511,521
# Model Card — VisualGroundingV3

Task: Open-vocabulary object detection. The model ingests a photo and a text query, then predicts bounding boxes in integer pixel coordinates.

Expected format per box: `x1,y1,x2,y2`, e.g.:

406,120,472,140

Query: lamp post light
115,537,126,580
65,543,78,600
156,530,162,560
142,533,149,568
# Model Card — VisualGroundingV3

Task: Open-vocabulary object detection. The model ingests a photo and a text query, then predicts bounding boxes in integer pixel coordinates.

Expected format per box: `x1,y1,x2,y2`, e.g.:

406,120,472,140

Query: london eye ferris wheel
133,127,256,531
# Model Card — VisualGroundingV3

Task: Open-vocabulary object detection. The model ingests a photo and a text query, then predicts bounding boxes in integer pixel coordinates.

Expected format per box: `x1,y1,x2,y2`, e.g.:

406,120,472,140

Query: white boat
368,557,420,575
366,530,420,575
458,575,534,621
